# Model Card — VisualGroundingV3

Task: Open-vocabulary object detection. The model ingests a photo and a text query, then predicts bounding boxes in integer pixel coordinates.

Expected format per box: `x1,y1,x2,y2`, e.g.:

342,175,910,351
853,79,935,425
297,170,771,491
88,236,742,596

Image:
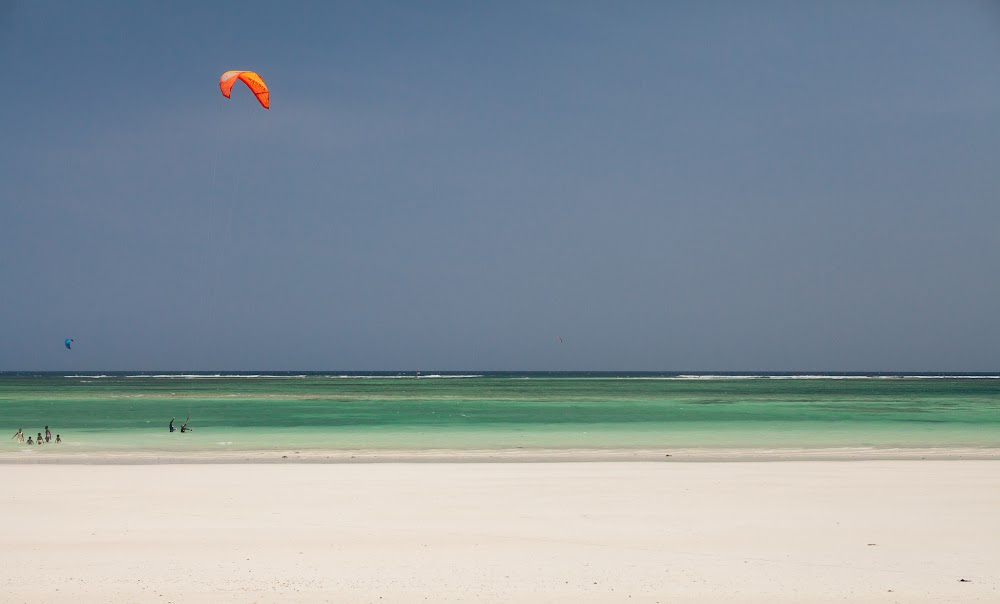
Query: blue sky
2,1,999,371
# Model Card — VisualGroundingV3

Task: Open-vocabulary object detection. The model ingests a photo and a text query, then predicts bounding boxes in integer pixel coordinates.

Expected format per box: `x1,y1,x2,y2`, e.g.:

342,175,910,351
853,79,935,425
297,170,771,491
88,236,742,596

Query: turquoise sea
1,372,999,457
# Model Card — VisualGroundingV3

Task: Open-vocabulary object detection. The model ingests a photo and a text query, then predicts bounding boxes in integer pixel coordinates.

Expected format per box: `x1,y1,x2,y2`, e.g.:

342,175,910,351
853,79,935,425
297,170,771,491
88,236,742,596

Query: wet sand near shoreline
2,445,999,464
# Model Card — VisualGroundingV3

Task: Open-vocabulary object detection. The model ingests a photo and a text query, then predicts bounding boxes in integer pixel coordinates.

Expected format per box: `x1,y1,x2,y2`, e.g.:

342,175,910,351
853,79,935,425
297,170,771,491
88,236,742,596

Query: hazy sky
2,1,998,371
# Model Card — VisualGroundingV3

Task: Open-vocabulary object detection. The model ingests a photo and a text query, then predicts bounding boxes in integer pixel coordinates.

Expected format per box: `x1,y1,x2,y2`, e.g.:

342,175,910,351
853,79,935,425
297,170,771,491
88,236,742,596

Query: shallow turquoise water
1,374,998,453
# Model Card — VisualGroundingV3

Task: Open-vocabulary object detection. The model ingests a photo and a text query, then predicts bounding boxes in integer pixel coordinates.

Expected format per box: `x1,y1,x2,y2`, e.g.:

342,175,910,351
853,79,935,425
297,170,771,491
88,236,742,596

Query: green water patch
2,376,998,452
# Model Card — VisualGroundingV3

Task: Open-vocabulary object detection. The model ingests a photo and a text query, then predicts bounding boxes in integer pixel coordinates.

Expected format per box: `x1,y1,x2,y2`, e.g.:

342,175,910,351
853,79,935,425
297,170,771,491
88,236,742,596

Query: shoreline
2,445,999,464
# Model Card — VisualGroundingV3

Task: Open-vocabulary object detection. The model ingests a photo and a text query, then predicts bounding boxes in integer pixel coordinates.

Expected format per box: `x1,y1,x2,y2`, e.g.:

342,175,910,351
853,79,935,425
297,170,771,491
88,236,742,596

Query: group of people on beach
11,426,60,446
169,417,193,433
13,419,190,443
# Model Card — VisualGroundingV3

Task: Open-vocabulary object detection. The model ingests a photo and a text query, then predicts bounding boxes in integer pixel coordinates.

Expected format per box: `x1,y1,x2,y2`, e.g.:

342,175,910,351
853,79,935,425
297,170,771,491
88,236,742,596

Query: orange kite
219,70,270,109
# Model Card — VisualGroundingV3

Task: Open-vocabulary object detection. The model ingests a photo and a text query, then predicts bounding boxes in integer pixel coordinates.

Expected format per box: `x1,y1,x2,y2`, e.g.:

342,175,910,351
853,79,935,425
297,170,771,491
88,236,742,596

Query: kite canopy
64,339,73,350
219,70,270,109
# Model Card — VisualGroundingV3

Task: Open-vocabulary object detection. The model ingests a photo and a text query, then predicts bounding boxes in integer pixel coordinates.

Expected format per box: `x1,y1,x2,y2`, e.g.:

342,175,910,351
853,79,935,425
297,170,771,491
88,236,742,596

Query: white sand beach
1,461,997,603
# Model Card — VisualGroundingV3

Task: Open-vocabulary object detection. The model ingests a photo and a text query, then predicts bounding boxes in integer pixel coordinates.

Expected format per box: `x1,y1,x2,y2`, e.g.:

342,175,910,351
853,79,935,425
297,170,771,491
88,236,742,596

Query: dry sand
1,461,997,603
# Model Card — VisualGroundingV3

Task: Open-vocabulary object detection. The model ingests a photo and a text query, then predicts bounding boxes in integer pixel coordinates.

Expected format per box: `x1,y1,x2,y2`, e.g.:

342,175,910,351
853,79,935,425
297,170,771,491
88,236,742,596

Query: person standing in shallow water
169,417,175,433
44,426,51,443
11,429,24,443
37,433,43,445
